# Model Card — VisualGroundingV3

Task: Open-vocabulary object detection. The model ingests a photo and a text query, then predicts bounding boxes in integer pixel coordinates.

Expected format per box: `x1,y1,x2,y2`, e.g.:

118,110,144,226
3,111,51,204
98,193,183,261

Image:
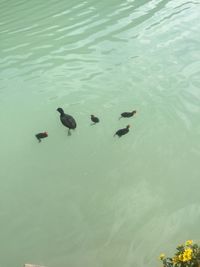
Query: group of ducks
35,108,137,142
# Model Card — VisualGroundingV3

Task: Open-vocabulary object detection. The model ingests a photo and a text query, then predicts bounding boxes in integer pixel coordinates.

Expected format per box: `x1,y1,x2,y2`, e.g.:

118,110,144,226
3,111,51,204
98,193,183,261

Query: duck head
127,125,130,129
57,108,64,115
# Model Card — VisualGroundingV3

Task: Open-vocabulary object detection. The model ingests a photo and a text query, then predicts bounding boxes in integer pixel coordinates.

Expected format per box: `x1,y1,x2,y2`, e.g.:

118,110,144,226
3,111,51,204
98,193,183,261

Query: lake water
0,1,200,267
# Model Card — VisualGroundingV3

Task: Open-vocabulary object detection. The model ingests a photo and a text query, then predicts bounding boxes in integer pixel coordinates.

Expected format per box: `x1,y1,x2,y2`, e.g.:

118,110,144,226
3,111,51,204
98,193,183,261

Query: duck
90,115,100,124
57,107,77,135
119,110,137,119
114,125,130,137
35,132,48,142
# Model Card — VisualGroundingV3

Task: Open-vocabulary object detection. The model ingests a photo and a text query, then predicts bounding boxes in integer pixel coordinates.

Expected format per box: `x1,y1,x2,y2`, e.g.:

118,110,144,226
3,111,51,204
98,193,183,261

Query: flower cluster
159,240,200,267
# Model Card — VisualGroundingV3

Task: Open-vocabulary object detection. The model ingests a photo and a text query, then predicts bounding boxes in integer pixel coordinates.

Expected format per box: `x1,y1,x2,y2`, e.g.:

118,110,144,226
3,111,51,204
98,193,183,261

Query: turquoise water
0,0,200,267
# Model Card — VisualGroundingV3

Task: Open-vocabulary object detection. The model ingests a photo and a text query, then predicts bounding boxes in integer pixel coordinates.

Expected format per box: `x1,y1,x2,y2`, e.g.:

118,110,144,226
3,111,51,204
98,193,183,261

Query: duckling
114,125,130,137
35,132,48,142
57,107,77,135
119,110,137,119
90,115,100,125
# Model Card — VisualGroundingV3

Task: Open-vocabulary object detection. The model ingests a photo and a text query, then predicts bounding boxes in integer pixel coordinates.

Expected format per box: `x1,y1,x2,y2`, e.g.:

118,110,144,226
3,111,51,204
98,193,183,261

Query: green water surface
0,1,200,267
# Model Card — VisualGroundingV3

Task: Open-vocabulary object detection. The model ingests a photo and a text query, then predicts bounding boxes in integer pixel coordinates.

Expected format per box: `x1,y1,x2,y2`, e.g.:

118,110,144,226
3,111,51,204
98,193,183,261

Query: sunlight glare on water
0,0,200,267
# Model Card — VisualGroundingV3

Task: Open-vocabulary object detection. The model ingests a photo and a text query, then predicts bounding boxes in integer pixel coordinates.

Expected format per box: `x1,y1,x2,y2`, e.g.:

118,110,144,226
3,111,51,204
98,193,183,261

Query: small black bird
35,132,48,142
119,110,137,119
57,107,77,135
91,115,99,124
114,125,130,137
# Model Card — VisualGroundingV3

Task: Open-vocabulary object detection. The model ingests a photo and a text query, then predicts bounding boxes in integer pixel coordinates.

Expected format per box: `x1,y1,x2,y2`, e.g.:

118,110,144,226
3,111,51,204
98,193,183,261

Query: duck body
35,132,48,142
60,114,77,129
120,110,136,119
91,115,99,124
57,108,77,130
114,125,130,137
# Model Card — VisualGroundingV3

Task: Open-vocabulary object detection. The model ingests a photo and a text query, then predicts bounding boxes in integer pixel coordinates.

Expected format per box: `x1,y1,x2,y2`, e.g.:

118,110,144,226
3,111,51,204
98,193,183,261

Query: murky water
0,1,200,267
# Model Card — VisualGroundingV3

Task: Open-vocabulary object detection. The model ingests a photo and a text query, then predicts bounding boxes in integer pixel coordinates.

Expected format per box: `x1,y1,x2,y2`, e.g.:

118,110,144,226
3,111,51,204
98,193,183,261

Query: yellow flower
159,253,165,260
185,240,193,246
181,248,193,262
178,254,183,261
182,254,192,262
185,248,193,255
